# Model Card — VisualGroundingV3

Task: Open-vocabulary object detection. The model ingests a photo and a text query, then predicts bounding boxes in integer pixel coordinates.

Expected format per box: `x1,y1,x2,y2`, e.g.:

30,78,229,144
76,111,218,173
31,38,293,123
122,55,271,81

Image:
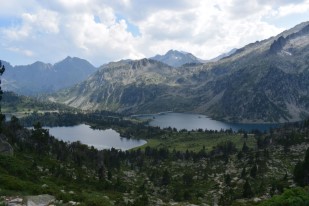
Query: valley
1,19,309,206
1,110,309,205
45,21,309,123
2,21,309,124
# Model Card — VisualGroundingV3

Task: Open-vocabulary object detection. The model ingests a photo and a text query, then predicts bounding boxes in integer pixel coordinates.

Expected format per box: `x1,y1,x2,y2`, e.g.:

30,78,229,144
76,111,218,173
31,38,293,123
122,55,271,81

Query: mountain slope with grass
1,111,309,205
51,21,309,123
49,59,194,112
2,92,77,118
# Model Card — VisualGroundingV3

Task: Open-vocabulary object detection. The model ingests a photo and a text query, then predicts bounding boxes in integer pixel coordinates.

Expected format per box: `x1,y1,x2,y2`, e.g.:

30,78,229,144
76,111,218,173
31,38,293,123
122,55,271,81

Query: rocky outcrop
269,23,309,54
26,194,55,206
269,36,287,53
1,194,55,206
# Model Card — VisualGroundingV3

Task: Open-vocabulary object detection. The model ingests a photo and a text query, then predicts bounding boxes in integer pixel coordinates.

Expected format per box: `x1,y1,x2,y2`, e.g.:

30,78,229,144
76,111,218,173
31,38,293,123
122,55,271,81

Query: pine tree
250,164,258,178
294,161,305,186
243,179,253,198
183,172,194,186
224,174,231,186
0,61,5,133
31,122,49,155
108,170,112,180
304,148,309,170
242,141,249,153
241,167,246,179
293,148,309,186
161,169,171,186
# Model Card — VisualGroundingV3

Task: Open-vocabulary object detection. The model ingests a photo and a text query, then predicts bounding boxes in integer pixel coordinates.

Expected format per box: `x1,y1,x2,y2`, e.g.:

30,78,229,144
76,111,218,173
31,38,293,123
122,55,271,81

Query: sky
0,0,309,66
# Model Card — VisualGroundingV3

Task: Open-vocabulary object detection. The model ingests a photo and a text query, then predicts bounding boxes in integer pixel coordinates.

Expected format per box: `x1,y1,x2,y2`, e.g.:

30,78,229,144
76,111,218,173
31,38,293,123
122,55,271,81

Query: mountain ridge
1,56,97,96
49,21,309,123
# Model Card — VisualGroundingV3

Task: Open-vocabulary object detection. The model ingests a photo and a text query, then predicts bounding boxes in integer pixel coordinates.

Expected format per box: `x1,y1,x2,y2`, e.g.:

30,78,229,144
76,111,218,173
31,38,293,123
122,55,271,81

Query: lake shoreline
45,124,147,151
136,112,280,132
132,111,286,124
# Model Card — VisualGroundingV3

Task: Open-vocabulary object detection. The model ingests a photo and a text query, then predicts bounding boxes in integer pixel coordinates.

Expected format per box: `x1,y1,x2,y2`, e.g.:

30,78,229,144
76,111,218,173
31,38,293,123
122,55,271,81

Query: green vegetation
2,91,77,118
0,120,123,205
1,110,309,205
259,187,309,206
138,131,256,152
0,65,309,206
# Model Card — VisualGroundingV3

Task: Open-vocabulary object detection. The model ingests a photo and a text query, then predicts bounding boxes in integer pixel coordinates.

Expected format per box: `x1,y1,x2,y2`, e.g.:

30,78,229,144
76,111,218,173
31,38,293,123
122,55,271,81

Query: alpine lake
46,112,278,150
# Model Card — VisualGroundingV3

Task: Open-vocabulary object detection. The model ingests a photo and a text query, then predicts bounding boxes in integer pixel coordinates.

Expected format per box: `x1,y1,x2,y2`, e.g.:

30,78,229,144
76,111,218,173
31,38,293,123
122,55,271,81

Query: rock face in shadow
269,24,309,54
269,36,287,53
0,135,13,156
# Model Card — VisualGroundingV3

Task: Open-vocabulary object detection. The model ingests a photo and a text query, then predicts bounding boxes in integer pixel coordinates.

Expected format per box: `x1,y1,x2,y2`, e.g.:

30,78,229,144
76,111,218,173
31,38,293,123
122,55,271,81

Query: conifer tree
241,167,246,179
243,179,254,198
294,148,309,186
0,61,5,133
250,164,258,178
161,169,171,186
242,141,249,153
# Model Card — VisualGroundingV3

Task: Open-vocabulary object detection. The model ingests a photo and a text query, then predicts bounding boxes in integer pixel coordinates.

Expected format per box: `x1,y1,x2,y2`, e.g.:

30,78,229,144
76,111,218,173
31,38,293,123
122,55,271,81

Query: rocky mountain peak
30,61,52,69
269,21,309,54
150,49,202,67
51,20,309,122
129,58,152,69
2,57,97,95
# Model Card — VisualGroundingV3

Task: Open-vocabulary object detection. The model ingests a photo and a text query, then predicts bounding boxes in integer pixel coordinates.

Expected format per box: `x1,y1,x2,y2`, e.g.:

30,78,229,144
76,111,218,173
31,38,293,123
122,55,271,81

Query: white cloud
134,1,283,59
276,0,309,17
7,47,34,57
0,0,39,17
2,9,59,41
0,0,308,66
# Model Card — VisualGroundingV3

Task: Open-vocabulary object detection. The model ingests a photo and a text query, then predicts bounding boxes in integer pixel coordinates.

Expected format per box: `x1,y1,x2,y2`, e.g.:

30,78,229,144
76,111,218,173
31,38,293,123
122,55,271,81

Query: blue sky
0,0,309,66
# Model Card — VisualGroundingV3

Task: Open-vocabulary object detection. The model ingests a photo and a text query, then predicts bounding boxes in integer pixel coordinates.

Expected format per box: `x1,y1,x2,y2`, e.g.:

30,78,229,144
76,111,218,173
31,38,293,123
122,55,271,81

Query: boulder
26,194,55,206
6,197,24,206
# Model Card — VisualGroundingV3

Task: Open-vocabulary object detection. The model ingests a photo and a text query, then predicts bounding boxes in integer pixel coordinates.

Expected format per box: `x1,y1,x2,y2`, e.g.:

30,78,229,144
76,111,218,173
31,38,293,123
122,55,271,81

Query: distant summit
51,20,309,123
150,50,202,67
1,57,97,96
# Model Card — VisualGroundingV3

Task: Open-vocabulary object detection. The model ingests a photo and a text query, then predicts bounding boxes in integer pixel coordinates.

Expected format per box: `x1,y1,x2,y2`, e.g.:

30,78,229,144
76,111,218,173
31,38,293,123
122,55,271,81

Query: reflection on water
46,124,146,150
137,112,278,132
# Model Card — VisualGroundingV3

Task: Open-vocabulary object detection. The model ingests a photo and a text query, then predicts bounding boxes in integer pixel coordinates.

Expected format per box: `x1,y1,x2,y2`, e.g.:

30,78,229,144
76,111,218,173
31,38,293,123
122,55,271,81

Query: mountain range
1,51,205,96
1,56,97,96
49,21,309,123
2,21,309,123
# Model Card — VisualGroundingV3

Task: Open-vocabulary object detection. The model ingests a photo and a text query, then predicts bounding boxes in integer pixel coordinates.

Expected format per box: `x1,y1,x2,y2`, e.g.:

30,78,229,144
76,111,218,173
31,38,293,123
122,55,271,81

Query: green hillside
1,112,309,205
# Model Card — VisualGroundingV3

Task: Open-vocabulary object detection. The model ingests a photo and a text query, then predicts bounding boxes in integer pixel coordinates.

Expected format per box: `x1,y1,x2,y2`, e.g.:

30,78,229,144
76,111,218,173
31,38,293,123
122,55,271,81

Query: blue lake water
45,124,146,150
136,112,278,132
